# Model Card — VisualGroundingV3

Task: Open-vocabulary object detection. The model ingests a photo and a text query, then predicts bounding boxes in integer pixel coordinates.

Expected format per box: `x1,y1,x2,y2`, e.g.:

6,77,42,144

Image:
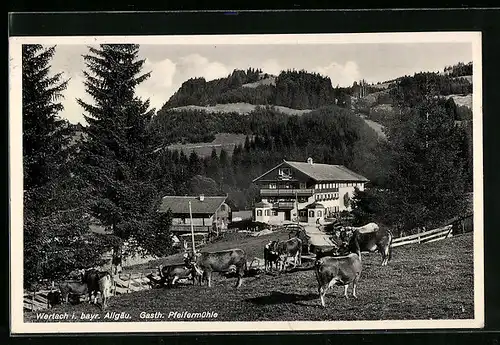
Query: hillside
25,232,474,322
167,133,251,158
169,103,312,116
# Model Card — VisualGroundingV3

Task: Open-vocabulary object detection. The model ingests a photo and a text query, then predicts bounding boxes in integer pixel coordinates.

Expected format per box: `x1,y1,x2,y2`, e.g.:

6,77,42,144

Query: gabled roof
252,159,369,183
159,196,227,215
285,160,369,182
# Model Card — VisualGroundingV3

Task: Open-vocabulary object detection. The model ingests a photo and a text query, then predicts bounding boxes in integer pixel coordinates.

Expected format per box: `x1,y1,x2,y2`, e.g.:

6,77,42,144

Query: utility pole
189,201,196,254
295,190,299,226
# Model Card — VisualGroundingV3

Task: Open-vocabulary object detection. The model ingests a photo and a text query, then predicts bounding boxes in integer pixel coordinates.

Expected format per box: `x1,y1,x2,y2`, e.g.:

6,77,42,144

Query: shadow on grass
245,291,318,305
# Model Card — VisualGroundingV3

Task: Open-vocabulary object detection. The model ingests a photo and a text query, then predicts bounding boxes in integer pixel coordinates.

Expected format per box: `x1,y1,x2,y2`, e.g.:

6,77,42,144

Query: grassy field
167,133,250,158
25,232,474,322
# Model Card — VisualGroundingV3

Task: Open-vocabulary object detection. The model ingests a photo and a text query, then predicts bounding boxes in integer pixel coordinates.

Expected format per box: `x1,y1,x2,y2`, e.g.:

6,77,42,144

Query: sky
49,42,473,124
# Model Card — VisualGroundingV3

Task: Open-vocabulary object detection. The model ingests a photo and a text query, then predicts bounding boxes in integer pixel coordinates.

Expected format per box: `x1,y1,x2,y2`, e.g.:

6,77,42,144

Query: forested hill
146,63,473,210
161,69,362,111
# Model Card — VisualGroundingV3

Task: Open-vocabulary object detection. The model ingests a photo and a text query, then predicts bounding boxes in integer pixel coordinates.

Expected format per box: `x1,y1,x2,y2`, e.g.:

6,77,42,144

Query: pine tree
385,97,467,230
76,44,172,256
23,45,103,288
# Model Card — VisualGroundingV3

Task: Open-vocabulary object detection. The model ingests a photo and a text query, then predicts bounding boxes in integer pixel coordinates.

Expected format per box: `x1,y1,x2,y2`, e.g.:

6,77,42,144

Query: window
269,183,277,189
317,210,322,217
309,210,315,218
300,182,306,189
220,205,225,211
272,210,278,216
257,210,262,216
278,168,291,177
265,209,269,216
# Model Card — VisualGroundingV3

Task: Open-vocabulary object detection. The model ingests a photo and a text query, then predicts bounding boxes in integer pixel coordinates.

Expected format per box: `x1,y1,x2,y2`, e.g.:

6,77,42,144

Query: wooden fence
391,225,453,248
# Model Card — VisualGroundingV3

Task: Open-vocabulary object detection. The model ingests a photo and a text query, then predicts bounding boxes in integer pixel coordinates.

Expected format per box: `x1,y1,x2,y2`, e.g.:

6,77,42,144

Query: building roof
254,201,272,208
159,196,227,215
306,202,325,209
285,160,369,182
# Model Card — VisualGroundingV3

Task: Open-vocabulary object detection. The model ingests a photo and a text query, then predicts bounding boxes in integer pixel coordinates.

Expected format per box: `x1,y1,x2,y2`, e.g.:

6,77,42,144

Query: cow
264,240,280,272
81,269,113,308
98,273,113,309
339,223,393,266
158,263,203,287
314,253,362,307
314,246,340,260
275,237,302,271
185,248,247,288
46,290,61,308
58,280,88,304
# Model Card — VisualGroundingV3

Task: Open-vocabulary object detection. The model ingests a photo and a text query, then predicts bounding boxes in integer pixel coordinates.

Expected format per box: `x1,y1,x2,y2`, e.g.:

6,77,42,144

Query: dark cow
58,280,88,304
340,223,393,266
185,248,247,288
264,240,280,272
275,237,302,270
314,253,362,307
158,263,203,287
81,269,113,308
46,290,61,308
314,246,340,260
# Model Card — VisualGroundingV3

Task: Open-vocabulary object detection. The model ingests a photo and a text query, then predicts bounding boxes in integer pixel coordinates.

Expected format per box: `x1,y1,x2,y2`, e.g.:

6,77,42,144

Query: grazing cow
275,237,302,270
264,240,280,271
314,253,362,307
158,263,203,287
58,280,88,304
340,224,393,266
185,248,247,288
314,246,340,260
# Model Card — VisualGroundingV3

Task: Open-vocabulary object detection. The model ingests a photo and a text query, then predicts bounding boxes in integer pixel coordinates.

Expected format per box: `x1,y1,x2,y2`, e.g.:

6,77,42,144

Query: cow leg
207,272,212,288
235,272,243,289
344,285,349,299
383,245,390,266
352,272,360,298
171,276,179,287
318,285,328,307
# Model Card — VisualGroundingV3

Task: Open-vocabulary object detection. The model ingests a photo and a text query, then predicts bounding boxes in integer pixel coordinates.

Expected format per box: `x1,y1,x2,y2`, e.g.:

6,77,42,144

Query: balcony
260,188,314,197
273,202,295,210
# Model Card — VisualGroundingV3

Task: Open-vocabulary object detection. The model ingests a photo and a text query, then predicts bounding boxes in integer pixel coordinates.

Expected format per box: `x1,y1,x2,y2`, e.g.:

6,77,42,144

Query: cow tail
388,230,394,261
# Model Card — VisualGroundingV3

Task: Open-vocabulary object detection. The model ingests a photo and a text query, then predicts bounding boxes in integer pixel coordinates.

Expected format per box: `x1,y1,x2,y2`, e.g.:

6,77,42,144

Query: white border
9,32,484,334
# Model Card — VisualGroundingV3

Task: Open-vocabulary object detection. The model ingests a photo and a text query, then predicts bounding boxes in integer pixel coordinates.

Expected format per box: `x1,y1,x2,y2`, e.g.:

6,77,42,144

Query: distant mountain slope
170,103,311,116
167,133,251,158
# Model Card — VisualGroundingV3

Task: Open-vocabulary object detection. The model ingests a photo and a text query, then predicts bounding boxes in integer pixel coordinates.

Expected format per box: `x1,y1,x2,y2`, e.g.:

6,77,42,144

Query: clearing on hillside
25,232,474,322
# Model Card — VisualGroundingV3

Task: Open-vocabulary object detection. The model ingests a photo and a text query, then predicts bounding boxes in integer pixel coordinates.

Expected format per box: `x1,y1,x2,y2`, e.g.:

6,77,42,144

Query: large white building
252,158,369,225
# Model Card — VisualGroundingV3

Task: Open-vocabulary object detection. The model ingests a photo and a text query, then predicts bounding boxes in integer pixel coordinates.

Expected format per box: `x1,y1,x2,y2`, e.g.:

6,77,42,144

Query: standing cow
275,237,302,271
264,240,280,272
340,223,393,266
81,269,113,309
185,248,247,288
314,253,362,307
58,280,88,304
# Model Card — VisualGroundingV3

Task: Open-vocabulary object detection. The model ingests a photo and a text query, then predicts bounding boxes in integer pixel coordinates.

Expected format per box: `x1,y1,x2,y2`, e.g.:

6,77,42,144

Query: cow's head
337,242,350,256
183,250,201,266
